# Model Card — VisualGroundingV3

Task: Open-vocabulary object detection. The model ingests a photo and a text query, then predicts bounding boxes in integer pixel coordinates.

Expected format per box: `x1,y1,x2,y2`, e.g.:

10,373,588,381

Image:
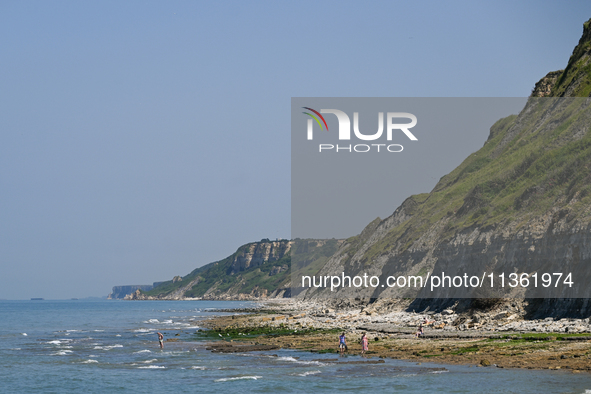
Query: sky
1,1,590,299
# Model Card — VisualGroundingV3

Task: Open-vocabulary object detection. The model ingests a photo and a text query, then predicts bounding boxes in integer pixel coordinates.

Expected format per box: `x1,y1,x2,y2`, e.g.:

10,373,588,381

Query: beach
2,299,591,393
198,299,591,372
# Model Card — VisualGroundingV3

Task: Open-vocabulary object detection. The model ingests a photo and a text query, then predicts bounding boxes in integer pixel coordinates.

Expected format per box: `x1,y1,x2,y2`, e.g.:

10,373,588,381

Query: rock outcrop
108,284,154,299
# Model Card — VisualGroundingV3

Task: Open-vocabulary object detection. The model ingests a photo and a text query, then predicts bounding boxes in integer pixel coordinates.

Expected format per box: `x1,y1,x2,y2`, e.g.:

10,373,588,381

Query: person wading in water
339,332,347,355
360,333,368,355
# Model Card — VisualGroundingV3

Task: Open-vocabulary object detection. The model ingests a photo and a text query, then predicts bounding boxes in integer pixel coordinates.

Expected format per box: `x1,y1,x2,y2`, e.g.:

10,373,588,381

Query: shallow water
1,300,591,393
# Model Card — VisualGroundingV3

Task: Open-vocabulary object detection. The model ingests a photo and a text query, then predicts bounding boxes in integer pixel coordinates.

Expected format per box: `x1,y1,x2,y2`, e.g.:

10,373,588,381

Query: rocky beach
198,299,591,372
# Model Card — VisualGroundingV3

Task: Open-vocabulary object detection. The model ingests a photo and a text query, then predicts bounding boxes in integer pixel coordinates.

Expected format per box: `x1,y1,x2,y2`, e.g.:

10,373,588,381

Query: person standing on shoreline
415,322,424,338
157,332,164,349
339,332,347,355
360,333,368,355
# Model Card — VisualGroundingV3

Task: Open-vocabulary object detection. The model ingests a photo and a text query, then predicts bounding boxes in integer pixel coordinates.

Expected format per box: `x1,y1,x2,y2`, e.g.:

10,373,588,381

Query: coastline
6,298,591,393
196,299,591,372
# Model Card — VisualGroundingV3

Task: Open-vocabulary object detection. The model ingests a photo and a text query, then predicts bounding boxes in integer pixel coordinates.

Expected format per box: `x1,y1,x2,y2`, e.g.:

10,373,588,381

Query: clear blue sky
1,1,589,299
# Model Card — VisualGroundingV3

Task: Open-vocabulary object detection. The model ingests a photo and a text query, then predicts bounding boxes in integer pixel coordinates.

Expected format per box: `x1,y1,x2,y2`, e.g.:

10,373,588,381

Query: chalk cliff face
228,241,290,274
298,19,591,318
132,240,293,300
108,285,154,299
130,238,343,301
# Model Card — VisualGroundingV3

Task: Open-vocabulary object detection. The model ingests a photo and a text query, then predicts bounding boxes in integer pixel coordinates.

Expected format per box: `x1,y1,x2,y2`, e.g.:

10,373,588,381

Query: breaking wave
214,376,262,382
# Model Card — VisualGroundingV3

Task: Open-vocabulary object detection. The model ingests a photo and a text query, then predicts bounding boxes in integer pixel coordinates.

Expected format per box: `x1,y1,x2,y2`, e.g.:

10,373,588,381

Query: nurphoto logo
302,107,418,153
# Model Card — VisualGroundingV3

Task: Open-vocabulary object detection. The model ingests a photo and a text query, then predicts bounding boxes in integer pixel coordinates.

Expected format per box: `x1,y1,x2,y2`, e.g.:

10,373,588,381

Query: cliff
129,238,343,300
128,19,591,318
297,19,591,318
108,284,155,299
531,19,591,98
132,239,293,300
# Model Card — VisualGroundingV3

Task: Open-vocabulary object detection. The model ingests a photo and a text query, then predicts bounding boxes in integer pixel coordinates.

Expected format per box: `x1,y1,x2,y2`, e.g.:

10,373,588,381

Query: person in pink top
360,333,368,355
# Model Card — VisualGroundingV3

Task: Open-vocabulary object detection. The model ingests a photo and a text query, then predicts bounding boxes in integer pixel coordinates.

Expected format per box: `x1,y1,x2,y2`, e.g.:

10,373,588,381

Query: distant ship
30,298,44,300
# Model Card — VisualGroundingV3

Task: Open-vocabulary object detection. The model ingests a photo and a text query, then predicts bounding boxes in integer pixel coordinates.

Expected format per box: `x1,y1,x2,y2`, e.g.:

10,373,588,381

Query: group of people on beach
158,317,433,353
338,332,369,355
337,317,433,354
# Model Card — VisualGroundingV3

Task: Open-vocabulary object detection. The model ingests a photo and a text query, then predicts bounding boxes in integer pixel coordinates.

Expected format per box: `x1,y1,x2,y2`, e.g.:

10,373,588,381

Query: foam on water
52,350,73,356
277,356,329,366
93,344,123,350
160,350,190,356
46,339,73,346
81,359,98,364
137,365,166,369
297,370,321,377
133,350,151,354
277,356,299,362
191,366,206,370
214,376,262,382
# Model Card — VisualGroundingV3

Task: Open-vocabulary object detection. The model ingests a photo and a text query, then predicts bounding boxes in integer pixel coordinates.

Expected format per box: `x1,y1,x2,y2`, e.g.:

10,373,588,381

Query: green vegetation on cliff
142,239,291,299
338,19,591,268
141,238,341,299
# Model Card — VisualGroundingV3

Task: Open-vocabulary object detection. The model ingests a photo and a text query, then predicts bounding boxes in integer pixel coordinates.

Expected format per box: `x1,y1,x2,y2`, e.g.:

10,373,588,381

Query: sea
1,300,591,393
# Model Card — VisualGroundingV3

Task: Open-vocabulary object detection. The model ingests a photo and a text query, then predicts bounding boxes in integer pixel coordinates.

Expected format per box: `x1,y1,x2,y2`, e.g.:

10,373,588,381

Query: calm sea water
1,300,591,393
